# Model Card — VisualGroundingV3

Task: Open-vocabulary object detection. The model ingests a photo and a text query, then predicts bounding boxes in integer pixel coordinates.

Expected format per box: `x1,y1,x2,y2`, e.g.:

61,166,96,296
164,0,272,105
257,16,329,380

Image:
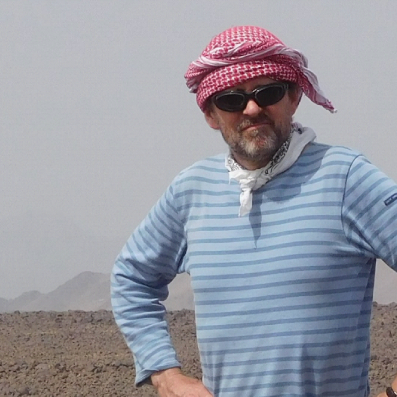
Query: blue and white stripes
111,142,397,397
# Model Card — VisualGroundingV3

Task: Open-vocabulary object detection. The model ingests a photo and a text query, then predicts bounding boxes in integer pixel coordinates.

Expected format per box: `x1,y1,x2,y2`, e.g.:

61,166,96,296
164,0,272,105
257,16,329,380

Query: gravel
0,304,395,396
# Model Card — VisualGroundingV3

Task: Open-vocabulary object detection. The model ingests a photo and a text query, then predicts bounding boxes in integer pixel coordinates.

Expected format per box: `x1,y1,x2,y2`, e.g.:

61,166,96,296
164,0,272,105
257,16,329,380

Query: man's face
204,76,300,170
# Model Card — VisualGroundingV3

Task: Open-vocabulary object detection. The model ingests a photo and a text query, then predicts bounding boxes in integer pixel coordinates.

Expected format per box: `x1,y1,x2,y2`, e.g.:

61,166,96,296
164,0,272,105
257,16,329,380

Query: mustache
237,116,272,132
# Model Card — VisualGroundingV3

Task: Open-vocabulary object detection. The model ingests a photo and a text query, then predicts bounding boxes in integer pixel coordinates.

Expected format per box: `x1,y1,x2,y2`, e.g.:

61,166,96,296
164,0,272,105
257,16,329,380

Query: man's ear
288,85,302,115
204,108,220,130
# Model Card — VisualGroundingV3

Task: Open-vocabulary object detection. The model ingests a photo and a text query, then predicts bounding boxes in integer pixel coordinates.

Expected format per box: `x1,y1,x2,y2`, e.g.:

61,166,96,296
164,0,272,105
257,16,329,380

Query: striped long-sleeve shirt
111,141,397,397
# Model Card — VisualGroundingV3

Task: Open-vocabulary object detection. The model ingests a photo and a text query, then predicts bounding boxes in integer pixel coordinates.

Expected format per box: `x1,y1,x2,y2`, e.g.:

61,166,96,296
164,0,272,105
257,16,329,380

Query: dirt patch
0,303,395,396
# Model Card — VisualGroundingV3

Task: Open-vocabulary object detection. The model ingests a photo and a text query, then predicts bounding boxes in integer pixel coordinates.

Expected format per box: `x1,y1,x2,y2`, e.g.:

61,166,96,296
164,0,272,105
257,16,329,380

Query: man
111,26,397,397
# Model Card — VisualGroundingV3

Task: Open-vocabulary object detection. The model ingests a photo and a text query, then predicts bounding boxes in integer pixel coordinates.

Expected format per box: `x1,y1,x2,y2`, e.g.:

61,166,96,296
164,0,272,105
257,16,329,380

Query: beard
221,115,292,164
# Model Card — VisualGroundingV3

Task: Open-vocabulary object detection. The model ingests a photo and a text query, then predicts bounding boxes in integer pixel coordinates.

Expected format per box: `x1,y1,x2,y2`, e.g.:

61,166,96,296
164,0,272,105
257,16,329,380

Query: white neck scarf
225,123,316,216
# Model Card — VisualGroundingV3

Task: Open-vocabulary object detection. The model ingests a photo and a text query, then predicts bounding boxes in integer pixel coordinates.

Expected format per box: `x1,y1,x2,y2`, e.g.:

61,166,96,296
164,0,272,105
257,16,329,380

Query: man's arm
111,183,187,385
342,155,397,396
342,155,397,272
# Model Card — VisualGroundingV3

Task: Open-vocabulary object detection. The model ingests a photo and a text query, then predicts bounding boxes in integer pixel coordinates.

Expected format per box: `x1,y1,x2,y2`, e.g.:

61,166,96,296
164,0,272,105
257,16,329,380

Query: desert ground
0,304,396,396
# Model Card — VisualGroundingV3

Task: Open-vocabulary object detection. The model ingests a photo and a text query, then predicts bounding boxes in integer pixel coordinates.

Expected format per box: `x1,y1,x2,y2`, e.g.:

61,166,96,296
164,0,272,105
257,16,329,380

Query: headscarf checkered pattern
184,26,335,113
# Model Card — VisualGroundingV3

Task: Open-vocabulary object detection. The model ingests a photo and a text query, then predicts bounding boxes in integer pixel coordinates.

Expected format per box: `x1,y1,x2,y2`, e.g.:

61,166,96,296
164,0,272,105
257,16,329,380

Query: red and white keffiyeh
184,26,335,113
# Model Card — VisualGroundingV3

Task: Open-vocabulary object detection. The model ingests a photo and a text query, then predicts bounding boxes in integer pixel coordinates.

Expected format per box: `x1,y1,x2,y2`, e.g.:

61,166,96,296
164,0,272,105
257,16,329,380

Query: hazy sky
1,1,397,303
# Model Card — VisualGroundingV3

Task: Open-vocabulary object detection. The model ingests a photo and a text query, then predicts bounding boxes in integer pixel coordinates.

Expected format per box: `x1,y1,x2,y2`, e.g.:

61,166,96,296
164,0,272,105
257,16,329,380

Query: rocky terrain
0,303,396,396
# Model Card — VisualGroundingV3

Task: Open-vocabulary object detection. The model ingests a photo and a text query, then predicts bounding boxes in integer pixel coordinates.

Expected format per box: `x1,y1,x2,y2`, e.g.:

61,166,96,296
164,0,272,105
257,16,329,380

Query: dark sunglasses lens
256,85,286,107
214,92,246,111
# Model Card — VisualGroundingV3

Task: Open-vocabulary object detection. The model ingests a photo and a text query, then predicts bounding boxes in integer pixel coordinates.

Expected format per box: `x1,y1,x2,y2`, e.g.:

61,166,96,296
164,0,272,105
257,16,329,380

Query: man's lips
241,121,271,132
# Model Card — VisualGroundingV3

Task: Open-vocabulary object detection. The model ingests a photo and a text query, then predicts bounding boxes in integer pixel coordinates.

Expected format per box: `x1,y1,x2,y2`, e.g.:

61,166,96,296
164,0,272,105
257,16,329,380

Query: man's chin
241,141,277,158
239,147,276,163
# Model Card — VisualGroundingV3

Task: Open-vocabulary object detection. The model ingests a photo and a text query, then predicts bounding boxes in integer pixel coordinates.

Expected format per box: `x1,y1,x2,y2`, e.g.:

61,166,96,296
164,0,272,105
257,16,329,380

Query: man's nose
243,99,262,116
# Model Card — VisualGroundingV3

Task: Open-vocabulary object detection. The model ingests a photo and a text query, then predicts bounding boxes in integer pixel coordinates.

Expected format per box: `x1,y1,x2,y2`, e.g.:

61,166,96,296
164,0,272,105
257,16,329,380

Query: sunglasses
213,82,289,112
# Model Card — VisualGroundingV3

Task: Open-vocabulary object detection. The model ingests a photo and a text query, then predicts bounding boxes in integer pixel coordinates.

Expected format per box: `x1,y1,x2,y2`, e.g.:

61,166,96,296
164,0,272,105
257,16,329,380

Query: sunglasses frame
212,82,289,112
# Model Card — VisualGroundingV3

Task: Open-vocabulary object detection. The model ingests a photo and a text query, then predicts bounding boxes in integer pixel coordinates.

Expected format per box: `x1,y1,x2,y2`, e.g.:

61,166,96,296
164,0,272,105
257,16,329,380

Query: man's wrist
151,367,183,389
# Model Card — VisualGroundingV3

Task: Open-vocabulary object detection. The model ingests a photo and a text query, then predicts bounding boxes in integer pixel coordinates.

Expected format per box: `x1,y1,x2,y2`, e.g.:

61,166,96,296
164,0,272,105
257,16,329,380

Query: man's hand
151,367,214,397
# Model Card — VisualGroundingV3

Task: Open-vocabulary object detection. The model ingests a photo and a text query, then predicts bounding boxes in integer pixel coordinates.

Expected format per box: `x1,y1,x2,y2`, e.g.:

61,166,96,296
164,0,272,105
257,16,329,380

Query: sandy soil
0,303,396,396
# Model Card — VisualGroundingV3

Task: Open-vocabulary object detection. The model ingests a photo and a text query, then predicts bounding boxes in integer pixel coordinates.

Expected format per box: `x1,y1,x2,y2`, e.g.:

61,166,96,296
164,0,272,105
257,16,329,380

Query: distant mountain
0,297,8,312
0,211,123,301
0,271,194,312
165,273,195,310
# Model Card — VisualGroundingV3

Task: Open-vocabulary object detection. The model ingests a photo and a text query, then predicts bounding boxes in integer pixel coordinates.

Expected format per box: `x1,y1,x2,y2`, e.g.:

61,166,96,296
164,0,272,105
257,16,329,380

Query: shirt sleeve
342,154,397,268
110,182,187,385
